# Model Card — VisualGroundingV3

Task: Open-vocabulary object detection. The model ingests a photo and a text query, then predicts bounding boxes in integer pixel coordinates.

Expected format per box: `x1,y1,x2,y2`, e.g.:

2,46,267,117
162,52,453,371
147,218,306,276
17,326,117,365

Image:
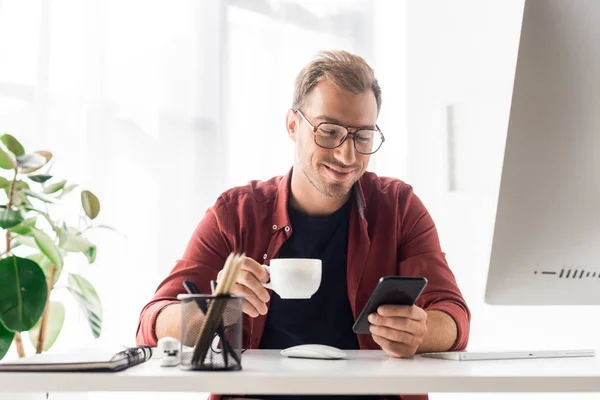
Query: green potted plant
0,133,114,360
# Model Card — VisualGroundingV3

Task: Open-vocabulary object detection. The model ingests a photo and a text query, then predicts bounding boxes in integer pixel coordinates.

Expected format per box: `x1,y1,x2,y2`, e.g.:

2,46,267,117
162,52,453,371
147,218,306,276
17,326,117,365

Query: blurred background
1,0,599,399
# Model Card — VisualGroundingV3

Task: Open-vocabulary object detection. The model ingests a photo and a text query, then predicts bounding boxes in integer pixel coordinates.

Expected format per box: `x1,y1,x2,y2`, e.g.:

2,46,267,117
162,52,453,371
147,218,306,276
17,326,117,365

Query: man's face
289,80,379,199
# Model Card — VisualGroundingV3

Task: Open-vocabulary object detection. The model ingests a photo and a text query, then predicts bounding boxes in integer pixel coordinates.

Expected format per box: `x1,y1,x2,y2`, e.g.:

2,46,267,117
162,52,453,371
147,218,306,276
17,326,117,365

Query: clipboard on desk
0,346,152,372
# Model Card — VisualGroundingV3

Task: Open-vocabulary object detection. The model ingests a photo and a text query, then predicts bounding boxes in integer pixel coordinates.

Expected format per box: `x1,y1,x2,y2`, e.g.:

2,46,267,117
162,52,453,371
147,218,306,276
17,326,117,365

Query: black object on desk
182,281,241,367
0,346,152,372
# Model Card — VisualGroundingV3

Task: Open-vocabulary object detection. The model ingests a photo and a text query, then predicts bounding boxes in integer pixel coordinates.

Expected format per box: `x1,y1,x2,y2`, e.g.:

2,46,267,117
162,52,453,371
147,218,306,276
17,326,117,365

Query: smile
323,164,355,182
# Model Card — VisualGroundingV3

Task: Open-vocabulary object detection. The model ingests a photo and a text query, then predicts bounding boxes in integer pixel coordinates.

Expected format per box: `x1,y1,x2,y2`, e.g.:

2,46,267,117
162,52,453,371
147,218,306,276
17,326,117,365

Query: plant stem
4,171,17,255
6,169,26,358
36,264,56,353
14,332,25,358
7,169,17,209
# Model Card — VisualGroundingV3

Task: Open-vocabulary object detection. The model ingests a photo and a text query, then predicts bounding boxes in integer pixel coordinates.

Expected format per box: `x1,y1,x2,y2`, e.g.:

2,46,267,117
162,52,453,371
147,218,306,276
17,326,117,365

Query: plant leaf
61,235,93,252
59,227,97,264
0,319,13,360
20,151,52,174
10,216,37,235
12,234,38,249
5,179,31,197
57,184,77,199
67,273,102,338
22,206,53,227
30,228,64,271
43,180,66,194
0,256,48,332
26,253,58,284
0,208,24,229
89,224,126,238
0,148,16,170
23,189,56,204
17,153,47,169
0,134,25,157
23,216,38,226
6,181,33,207
0,176,9,189
29,174,53,184
64,226,80,235
58,229,96,263
81,190,100,220
13,180,30,191
12,191,32,207
85,245,97,264
37,151,52,162
28,301,65,352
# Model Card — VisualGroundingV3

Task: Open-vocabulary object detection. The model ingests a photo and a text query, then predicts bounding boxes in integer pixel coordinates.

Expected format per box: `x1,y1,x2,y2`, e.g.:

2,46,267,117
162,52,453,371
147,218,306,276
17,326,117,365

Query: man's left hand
368,305,428,358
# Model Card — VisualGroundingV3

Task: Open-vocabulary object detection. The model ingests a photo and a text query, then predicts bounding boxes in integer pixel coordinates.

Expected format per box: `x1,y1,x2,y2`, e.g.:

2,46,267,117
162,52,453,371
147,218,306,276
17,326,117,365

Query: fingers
217,256,270,286
241,257,270,283
368,313,428,337
371,334,416,358
217,256,272,318
237,269,270,302
369,324,423,348
377,305,427,321
232,283,268,317
242,301,260,318
217,257,271,318
368,306,428,358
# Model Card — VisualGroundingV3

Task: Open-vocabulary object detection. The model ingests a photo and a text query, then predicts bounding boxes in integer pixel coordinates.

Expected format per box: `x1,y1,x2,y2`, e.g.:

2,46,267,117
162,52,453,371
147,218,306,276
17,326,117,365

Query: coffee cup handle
261,265,272,290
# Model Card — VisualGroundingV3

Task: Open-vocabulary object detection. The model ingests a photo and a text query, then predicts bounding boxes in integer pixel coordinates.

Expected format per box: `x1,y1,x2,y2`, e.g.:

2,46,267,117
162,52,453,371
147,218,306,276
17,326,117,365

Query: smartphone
352,276,428,334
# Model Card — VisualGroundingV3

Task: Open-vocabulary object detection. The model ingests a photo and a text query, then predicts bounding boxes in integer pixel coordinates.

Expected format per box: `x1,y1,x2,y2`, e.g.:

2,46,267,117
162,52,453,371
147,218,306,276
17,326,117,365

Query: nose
333,135,356,166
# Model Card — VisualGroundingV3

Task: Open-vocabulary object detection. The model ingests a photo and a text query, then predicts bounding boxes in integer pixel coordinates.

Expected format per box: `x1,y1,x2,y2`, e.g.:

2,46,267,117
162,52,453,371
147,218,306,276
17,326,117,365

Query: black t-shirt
259,198,379,400
259,198,358,350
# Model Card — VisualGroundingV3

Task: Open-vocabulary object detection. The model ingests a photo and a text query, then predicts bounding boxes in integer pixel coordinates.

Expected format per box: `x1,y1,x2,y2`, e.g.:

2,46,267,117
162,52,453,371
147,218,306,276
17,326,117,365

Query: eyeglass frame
293,108,385,155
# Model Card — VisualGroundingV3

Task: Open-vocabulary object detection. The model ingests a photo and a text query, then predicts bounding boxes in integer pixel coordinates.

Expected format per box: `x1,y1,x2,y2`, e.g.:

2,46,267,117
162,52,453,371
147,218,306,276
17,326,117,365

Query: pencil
190,252,244,366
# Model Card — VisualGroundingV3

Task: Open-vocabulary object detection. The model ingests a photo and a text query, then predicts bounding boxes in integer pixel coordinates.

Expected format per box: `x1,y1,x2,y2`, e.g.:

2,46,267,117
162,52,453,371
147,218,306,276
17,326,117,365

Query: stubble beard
300,159,357,199
296,138,358,199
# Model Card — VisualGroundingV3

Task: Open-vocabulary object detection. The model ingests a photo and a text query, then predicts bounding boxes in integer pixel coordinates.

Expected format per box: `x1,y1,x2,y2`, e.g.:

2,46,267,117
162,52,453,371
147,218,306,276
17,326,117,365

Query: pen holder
177,294,244,371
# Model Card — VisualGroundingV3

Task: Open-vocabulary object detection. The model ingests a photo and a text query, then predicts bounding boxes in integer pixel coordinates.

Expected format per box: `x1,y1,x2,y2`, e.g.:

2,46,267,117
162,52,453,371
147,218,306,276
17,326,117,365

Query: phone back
352,276,427,334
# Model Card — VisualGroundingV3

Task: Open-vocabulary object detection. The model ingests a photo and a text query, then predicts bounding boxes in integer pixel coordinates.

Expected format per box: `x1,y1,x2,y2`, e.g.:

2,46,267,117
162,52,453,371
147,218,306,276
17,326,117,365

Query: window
224,0,373,187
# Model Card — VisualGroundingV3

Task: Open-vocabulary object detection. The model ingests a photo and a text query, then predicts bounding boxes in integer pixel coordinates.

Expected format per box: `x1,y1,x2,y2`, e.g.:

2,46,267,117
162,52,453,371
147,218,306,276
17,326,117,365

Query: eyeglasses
294,109,385,155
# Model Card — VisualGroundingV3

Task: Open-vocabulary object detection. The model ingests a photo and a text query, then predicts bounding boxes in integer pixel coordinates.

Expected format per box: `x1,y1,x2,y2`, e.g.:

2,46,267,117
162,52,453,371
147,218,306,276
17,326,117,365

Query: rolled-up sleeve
136,198,231,346
396,186,471,351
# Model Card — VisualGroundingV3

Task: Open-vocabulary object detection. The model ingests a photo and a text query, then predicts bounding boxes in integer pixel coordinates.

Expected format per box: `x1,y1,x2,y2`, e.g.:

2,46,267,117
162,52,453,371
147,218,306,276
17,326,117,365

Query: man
137,50,470,400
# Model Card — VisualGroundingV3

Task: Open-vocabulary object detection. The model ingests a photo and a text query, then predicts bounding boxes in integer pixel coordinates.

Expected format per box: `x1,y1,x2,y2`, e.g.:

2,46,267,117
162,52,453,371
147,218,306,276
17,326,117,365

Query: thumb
261,264,271,283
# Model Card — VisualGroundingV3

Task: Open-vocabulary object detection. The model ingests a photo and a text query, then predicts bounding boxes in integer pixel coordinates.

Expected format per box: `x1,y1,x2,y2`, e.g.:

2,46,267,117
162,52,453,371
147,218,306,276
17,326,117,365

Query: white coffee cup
261,258,322,299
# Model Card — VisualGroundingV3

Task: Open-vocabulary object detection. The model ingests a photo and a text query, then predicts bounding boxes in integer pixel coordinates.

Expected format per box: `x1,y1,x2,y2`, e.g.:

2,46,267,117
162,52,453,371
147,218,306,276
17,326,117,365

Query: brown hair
293,50,382,114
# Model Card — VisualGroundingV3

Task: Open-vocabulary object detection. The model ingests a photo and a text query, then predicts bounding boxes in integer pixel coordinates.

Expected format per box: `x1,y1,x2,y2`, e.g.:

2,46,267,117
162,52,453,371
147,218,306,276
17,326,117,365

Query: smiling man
137,50,470,400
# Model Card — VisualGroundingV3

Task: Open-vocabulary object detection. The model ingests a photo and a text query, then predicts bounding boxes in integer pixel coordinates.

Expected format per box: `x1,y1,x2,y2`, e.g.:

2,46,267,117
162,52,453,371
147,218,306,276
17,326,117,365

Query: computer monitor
485,0,600,305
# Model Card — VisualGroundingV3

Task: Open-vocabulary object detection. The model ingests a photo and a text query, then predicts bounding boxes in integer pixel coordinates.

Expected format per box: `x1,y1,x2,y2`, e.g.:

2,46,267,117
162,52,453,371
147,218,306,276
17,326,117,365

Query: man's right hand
217,256,271,317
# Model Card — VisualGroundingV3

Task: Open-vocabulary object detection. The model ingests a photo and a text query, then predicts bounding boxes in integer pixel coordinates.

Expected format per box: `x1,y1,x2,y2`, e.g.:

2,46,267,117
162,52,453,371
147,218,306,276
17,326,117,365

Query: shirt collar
272,167,367,232
272,168,293,233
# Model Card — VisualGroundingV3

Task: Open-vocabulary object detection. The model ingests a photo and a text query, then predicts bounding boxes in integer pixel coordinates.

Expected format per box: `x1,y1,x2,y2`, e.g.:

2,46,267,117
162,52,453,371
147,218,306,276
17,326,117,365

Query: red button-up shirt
136,168,470,400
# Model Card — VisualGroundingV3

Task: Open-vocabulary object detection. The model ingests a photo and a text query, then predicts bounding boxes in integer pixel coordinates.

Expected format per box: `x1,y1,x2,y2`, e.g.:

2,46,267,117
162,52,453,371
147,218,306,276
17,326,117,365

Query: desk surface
1,350,600,394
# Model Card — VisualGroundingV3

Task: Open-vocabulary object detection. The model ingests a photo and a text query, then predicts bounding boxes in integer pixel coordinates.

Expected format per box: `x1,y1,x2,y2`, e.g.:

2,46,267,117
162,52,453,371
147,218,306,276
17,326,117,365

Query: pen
182,280,240,367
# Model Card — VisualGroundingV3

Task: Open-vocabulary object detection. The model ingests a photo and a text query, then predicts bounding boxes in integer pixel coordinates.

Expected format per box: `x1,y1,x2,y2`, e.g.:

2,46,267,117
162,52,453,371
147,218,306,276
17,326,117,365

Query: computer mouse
280,344,347,360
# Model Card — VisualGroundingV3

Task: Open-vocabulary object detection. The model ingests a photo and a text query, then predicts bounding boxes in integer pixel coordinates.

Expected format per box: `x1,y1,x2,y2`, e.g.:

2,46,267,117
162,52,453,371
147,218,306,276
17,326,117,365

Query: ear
286,109,298,142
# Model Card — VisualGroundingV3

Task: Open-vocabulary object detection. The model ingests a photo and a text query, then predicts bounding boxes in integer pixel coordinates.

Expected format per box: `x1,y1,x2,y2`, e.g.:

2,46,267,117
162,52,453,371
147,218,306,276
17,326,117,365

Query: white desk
0,350,599,395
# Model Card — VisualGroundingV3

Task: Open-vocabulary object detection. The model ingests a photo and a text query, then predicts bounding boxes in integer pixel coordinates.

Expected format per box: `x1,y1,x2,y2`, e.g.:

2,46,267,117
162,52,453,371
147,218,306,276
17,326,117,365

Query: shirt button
284,226,290,232
272,224,277,230
263,254,267,260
